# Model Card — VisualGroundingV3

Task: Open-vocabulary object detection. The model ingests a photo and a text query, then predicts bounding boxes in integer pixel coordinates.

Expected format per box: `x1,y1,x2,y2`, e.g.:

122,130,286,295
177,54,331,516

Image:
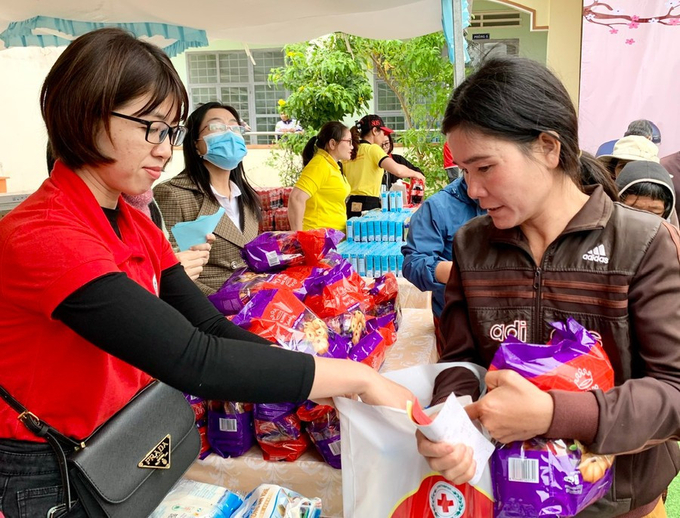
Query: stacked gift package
185,228,400,468
256,187,292,232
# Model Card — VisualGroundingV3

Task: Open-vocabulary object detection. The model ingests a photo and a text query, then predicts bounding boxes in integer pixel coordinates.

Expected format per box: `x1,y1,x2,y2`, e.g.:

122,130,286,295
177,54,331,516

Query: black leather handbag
0,380,201,517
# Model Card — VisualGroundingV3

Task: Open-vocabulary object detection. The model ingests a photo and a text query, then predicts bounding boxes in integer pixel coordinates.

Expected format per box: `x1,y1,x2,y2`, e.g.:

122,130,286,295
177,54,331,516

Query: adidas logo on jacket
582,244,609,264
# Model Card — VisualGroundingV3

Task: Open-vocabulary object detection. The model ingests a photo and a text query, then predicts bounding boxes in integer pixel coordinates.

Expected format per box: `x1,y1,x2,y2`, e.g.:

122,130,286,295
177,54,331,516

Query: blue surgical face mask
200,131,247,171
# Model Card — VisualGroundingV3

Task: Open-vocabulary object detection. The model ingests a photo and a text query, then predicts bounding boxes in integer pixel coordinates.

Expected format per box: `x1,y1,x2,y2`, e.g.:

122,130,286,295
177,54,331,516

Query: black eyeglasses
111,112,187,146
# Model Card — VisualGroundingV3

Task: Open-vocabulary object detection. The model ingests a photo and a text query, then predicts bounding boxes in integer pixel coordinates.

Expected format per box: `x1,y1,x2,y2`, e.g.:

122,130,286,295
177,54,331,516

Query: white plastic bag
334,363,494,518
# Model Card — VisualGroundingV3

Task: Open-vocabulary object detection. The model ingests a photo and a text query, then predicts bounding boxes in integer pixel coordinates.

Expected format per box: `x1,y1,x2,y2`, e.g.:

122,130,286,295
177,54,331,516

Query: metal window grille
187,49,287,144
374,79,406,131
468,38,520,68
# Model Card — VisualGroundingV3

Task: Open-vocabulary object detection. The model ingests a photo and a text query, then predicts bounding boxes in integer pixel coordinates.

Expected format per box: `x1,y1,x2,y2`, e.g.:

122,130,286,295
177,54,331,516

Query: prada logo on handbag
138,434,171,469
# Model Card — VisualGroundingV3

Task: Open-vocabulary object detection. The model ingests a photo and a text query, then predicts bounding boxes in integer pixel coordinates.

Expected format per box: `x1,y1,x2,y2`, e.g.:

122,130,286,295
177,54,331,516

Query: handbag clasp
46,501,77,518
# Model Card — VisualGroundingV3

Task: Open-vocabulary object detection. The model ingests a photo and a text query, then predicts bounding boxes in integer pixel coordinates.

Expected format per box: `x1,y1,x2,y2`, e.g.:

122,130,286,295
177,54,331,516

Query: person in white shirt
275,113,303,135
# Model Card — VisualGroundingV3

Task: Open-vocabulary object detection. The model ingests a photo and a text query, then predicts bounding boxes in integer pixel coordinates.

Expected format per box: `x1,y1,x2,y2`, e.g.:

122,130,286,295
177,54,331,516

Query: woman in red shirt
0,29,412,518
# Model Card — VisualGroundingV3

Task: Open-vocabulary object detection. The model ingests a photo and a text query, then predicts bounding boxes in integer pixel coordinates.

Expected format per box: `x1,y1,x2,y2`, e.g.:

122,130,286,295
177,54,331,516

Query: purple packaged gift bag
231,289,349,359
490,319,615,517
184,394,211,459
254,403,310,462
208,268,269,316
493,439,614,517
297,401,342,469
242,229,343,273
207,401,255,458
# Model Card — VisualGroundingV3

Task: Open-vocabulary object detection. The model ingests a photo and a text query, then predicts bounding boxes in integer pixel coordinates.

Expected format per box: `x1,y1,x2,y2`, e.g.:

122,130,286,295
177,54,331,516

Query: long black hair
301,121,348,166
183,102,261,224
441,56,607,192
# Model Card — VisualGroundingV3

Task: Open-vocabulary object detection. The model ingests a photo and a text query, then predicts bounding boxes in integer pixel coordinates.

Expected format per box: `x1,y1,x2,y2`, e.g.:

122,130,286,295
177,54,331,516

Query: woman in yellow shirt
343,114,426,218
288,122,353,232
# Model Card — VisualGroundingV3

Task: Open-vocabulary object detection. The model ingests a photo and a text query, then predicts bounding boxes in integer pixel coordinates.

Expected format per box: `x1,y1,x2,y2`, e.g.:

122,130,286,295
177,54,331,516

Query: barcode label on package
219,418,238,432
266,250,280,267
508,457,539,483
328,439,341,456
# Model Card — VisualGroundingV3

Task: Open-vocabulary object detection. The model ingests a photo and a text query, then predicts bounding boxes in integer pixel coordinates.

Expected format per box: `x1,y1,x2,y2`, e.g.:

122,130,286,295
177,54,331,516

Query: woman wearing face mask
154,102,261,295
288,121,352,233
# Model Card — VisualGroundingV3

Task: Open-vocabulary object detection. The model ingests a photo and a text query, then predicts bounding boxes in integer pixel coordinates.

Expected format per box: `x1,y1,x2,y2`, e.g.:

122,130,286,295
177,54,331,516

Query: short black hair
41,28,188,170
620,183,674,219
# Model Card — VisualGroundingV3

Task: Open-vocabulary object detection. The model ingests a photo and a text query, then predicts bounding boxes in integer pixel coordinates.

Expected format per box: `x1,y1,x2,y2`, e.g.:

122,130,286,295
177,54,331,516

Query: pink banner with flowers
579,1,680,157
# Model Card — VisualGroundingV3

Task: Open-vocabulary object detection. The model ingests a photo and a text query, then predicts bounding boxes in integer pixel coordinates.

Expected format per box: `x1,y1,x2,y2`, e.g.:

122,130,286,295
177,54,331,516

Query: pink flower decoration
671,18,680,25
628,22,640,29
625,38,635,45
631,15,640,22
610,28,619,34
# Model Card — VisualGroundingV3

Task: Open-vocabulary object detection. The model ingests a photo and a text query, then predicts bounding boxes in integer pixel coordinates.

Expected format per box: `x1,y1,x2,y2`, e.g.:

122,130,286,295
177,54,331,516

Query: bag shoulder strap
0,383,82,449
0,383,79,512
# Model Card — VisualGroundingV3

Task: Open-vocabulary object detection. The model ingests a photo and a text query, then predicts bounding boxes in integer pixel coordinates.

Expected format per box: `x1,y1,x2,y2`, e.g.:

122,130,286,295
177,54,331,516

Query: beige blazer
154,171,259,295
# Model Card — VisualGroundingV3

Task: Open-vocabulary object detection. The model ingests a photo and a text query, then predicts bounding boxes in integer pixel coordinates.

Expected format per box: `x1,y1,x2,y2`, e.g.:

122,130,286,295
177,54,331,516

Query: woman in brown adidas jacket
418,57,679,518
155,102,262,295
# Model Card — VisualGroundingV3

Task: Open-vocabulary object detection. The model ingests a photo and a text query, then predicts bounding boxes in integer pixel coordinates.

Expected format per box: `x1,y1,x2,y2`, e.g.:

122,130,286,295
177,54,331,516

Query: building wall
0,3,582,195
468,0,548,64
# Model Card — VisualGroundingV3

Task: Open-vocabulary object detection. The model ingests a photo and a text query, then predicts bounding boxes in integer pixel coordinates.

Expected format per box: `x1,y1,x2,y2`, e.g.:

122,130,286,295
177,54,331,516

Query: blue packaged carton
388,191,397,212
396,191,404,212
346,218,355,242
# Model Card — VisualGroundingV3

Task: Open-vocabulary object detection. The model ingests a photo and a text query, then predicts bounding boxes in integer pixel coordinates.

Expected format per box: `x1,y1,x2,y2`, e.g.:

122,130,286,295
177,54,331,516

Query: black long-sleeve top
52,263,315,403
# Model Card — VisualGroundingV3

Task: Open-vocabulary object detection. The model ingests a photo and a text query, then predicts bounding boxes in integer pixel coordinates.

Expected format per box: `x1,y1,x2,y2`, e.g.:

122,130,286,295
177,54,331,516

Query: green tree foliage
349,33,455,195
268,34,373,186
269,35,372,130
349,33,452,130
265,132,308,187
268,32,458,192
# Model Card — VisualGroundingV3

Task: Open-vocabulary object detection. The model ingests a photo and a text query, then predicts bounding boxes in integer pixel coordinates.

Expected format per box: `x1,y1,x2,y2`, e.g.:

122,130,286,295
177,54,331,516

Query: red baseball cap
357,114,394,134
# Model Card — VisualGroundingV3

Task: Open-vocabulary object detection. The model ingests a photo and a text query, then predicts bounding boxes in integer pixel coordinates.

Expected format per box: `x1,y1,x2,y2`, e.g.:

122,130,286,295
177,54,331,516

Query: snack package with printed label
347,330,390,371
184,394,211,459
254,402,310,462
207,401,255,458
149,479,243,518
242,228,343,273
230,483,322,518
366,273,402,329
324,310,368,346
490,318,615,517
208,266,320,316
304,261,367,319
232,289,350,359
297,401,342,469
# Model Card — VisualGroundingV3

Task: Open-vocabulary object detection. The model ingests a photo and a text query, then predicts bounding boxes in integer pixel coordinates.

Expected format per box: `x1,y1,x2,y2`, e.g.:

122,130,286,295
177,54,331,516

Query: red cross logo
437,494,454,513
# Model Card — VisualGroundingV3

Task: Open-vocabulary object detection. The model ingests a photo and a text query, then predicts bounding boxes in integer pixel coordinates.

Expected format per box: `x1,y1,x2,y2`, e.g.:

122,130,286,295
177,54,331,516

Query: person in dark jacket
661,150,680,216
401,176,484,354
380,133,422,190
418,56,680,518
